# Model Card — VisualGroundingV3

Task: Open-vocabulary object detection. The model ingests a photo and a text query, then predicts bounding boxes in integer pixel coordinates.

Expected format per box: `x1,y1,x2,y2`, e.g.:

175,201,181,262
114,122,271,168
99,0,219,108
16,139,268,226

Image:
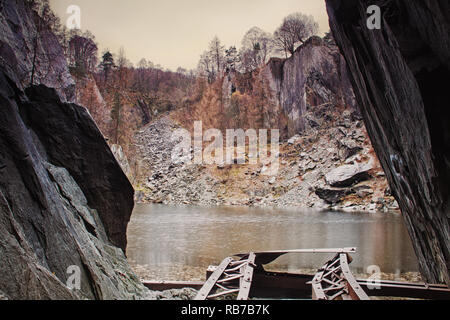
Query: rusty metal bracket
311,252,370,300
195,253,256,300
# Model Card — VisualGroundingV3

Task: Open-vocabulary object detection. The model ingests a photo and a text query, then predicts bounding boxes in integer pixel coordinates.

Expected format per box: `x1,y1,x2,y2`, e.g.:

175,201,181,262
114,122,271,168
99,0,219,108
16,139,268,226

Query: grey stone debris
325,163,373,187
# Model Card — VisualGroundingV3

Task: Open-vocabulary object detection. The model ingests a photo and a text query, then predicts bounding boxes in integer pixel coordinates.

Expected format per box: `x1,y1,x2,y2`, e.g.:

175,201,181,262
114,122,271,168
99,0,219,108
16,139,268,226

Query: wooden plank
194,257,233,300
237,252,255,300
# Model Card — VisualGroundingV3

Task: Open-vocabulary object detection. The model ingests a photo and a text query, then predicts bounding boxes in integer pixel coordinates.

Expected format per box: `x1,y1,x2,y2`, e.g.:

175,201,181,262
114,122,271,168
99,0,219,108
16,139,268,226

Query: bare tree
273,12,319,57
176,67,188,76
198,50,215,83
273,28,292,59
240,27,272,70
116,47,131,88
137,58,149,69
208,36,225,79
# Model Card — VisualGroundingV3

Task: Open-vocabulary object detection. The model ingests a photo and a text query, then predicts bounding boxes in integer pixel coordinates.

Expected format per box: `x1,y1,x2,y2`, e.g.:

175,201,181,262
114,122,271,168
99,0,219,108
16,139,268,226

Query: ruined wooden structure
143,247,450,300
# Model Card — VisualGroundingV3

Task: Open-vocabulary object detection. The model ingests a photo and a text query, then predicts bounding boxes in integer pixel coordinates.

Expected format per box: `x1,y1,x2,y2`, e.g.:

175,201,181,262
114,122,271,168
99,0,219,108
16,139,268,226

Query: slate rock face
264,36,357,134
0,0,75,101
21,84,134,251
0,70,148,299
326,0,450,284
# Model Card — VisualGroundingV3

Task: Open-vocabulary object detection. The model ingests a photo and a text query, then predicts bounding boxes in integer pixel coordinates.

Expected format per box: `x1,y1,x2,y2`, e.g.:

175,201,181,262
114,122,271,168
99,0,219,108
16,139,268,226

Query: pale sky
50,0,329,71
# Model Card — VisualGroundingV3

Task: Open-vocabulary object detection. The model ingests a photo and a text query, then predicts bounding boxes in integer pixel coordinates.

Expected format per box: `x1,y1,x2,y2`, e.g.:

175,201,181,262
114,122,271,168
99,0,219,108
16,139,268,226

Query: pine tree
100,51,115,84
225,46,239,73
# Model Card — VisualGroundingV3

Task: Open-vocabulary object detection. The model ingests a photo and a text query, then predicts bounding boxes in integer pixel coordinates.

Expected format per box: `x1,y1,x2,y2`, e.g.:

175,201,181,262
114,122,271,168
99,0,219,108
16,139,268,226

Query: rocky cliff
326,0,450,284
0,0,75,101
0,70,150,299
0,0,151,300
135,38,392,211
263,36,357,135
73,74,111,136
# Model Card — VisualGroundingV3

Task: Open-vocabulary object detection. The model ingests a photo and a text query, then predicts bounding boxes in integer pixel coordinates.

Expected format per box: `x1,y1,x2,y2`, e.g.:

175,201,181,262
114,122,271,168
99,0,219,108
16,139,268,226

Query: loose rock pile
133,109,398,212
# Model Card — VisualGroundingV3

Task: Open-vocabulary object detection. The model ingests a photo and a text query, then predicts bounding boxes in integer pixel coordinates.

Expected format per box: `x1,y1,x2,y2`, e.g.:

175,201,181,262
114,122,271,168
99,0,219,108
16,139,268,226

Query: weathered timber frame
144,247,450,300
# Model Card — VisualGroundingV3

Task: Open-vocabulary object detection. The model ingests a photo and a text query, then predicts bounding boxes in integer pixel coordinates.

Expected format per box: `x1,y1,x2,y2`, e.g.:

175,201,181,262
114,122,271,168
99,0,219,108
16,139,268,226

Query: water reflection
127,204,418,279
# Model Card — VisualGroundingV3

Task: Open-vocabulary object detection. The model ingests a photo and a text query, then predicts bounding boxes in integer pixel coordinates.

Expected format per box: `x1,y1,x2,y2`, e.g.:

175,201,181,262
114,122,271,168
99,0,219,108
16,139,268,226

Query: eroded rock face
0,0,75,101
264,36,357,134
74,74,110,135
326,0,450,284
21,84,134,251
0,70,147,299
111,144,132,179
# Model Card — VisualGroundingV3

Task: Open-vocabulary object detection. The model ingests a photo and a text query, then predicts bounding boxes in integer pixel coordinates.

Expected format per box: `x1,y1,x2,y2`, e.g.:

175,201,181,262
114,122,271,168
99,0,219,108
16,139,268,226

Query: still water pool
127,204,418,280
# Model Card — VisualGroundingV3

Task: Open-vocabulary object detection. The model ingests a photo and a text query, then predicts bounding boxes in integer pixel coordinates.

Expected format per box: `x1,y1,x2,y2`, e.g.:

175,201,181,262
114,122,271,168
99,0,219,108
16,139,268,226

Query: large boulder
325,162,373,187
315,188,354,205
21,84,134,251
326,0,450,284
0,70,148,299
0,0,75,101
